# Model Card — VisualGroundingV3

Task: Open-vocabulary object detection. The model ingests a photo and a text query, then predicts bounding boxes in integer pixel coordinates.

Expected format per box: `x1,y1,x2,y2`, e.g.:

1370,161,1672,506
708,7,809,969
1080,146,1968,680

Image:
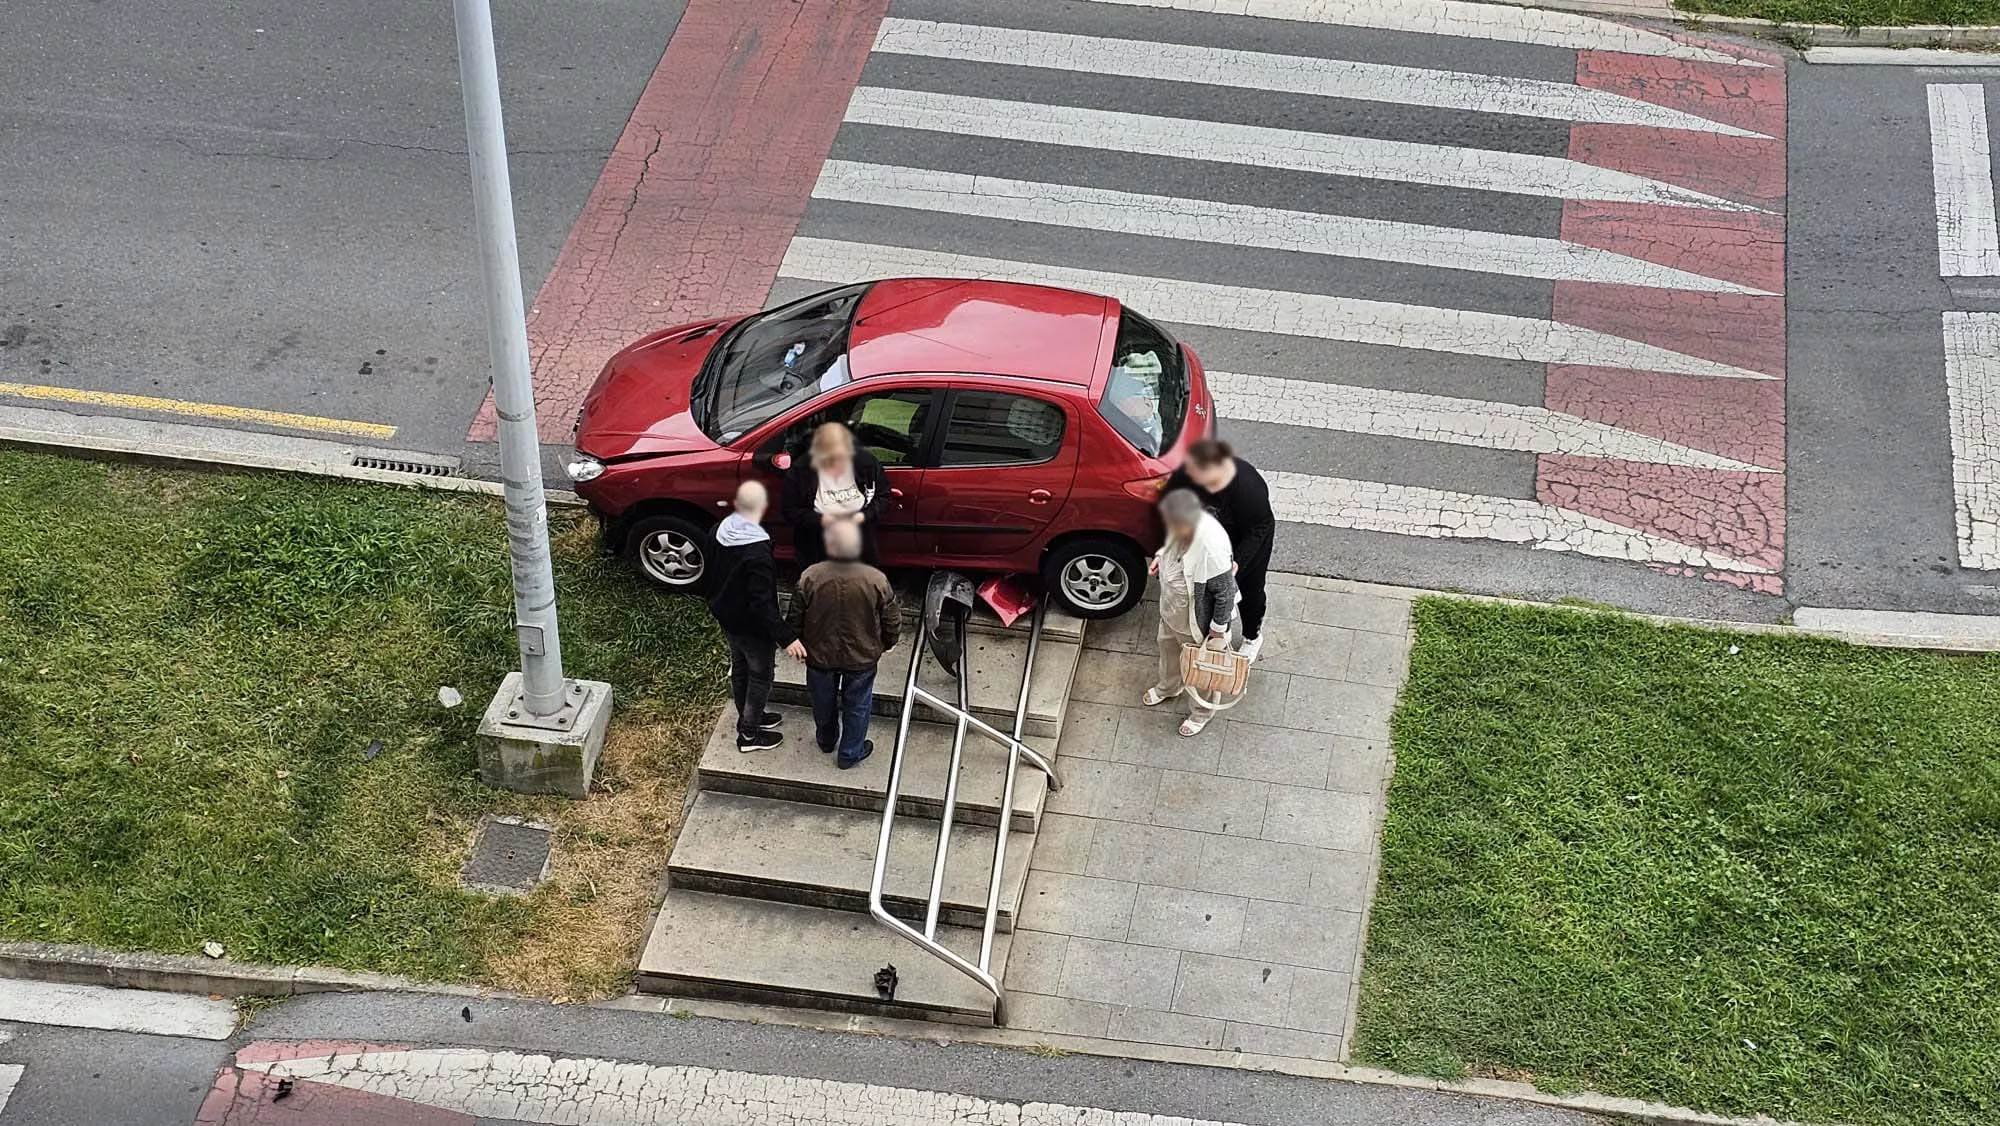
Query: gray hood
715,513,770,547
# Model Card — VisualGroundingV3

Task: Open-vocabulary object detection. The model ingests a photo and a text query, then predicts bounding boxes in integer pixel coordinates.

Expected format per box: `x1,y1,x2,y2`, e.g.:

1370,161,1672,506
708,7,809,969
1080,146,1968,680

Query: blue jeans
806,665,876,764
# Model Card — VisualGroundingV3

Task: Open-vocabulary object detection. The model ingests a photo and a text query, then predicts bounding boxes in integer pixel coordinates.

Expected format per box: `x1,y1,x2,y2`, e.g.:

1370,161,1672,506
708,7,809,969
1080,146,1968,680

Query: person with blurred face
707,481,808,751
1145,488,1239,737
782,421,890,568
786,519,900,769
1167,439,1275,662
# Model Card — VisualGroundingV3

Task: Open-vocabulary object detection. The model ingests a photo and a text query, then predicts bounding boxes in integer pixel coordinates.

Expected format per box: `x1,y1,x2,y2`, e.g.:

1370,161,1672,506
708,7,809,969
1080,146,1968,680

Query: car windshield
702,284,870,442
1096,310,1189,457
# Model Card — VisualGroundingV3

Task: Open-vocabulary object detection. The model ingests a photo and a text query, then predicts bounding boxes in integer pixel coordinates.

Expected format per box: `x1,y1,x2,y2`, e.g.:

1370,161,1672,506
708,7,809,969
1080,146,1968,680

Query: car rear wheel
625,514,712,592
1042,537,1146,620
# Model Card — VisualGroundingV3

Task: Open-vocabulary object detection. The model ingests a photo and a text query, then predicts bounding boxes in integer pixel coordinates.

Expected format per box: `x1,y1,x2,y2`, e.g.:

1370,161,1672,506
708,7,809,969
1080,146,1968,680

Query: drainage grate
460,817,554,896
351,453,459,477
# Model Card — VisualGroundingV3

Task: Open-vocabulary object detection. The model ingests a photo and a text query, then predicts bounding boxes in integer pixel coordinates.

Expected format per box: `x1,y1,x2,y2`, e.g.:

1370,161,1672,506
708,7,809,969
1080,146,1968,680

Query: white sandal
1143,687,1174,707
1178,713,1212,737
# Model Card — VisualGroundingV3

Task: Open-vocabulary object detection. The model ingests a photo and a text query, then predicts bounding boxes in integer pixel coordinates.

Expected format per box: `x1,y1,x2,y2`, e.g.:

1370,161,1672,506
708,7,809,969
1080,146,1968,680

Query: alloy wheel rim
641,531,704,585
1061,555,1128,610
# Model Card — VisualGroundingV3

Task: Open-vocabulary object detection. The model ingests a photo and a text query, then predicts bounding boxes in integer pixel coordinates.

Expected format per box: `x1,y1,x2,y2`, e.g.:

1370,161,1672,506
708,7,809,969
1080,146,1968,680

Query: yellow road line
0,382,397,439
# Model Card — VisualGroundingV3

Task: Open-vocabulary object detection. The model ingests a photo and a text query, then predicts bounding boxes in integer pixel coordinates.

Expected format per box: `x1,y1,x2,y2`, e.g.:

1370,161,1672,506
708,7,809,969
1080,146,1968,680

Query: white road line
782,238,1776,380
1208,370,1776,470
1929,85,2000,276
814,162,1771,295
245,1047,1256,1125
0,1064,20,1116
0,980,237,1041
1263,469,1771,572
1942,312,2000,568
843,88,1755,211
875,20,1763,137
1075,0,1765,65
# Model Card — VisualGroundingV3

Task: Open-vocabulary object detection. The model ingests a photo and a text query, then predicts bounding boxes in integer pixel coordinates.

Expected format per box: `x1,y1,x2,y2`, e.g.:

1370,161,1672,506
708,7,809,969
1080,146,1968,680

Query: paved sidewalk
1002,575,1414,1061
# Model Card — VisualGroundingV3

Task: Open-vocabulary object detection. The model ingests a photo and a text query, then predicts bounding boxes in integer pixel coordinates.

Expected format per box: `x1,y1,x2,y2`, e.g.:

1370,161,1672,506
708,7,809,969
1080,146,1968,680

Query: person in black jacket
782,421,891,568
708,481,807,751
1167,439,1276,662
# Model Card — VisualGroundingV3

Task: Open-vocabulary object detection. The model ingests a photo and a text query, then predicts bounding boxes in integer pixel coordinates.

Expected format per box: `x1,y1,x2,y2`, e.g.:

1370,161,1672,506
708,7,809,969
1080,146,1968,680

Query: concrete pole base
475,672,615,798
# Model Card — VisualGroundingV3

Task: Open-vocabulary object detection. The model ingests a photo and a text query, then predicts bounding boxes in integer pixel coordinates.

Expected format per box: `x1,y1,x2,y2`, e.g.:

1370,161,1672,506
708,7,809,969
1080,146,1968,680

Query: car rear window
1096,310,1188,458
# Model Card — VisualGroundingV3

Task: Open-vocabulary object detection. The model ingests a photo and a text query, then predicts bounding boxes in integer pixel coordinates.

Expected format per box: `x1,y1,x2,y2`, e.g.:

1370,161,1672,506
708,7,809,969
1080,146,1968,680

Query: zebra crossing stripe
1208,370,1777,471
873,19,1764,137
843,88,1755,211
781,237,1777,380
0,1064,19,1116
1942,312,2000,568
813,162,1772,295
1928,84,2000,277
1263,469,1772,572
1074,0,1765,65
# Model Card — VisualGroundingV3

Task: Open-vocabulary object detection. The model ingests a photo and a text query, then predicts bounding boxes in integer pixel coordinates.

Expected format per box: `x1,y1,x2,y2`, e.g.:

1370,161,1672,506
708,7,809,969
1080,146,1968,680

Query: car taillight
1123,474,1170,500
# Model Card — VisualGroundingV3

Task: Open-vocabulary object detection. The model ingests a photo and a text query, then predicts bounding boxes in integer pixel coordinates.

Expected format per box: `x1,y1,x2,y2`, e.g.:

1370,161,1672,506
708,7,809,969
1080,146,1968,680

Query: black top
707,536,796,646
1166,459,1276,569
781,446,892,567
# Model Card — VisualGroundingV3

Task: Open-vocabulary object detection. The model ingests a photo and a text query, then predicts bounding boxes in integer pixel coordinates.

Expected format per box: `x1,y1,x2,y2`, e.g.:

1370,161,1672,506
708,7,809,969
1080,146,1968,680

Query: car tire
624,513,714,593
1042,537,1146,620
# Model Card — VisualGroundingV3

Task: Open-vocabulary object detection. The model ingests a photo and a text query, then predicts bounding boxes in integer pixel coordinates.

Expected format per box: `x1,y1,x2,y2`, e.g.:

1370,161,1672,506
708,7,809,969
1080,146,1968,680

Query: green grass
0,450,726,993
1355,600,2000,1126
1675,0,2000,25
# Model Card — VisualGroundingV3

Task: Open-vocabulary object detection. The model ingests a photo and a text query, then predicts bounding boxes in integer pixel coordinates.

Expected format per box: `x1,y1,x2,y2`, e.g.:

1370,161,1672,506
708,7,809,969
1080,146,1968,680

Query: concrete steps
769,632,1079,739
697,703,1050,833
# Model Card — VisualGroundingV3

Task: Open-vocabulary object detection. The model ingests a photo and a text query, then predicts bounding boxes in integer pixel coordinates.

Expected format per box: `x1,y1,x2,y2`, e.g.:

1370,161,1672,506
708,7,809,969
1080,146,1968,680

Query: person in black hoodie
782,422,891,568
708,481,806,751
1166,439,1276,662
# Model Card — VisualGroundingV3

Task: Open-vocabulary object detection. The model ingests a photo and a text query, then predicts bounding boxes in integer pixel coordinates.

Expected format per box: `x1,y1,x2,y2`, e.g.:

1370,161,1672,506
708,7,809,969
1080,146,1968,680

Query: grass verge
0,449,727,999
1355,599,2000,1126
1675,0,2000,25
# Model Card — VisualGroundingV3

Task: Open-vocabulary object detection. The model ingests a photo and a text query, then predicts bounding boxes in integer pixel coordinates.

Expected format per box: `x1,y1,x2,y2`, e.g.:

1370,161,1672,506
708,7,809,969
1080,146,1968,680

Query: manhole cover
460,816,553,896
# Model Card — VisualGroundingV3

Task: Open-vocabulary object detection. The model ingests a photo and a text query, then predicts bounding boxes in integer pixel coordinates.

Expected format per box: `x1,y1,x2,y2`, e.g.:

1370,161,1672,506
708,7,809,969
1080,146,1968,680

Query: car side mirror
773,451,792,472
755,447,793,473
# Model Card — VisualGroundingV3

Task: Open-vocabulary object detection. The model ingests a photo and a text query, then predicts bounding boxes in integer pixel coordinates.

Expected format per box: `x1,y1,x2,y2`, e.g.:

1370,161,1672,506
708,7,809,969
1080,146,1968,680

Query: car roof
846,278,1117,387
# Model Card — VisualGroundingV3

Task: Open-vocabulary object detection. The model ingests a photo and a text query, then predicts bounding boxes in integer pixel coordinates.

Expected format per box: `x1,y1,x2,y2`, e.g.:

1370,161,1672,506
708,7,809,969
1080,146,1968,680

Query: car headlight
565,455,605,483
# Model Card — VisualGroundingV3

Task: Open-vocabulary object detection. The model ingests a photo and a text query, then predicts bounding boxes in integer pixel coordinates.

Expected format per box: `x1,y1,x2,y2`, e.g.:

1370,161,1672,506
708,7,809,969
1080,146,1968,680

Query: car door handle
890,488,904,499
1028,489,1052,504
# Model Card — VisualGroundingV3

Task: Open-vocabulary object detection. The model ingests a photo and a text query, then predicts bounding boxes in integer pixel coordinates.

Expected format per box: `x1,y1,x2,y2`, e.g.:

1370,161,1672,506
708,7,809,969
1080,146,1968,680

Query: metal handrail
866,590,1062,1020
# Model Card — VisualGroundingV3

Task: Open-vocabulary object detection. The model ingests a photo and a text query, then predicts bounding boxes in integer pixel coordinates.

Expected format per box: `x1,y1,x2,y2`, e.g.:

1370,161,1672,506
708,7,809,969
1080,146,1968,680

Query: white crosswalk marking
782,238,1773,380
1209,370,1777,471
1929,84,2000,277
843,88,1754,210
0,980,237,1041
872,19,1763,136
1075,0,1765,64
813,162,1770,294
0,1064,20,1117
1942,312,2000,568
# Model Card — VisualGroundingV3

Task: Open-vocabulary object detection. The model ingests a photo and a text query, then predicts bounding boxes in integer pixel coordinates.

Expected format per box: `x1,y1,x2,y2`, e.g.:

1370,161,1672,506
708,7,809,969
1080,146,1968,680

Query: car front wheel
1042,537,1146,620
625,513,713,592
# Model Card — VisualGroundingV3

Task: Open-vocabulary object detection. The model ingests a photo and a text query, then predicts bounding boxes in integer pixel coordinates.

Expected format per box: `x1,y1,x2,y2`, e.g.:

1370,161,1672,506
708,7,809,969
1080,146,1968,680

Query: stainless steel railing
866,591,1062,1021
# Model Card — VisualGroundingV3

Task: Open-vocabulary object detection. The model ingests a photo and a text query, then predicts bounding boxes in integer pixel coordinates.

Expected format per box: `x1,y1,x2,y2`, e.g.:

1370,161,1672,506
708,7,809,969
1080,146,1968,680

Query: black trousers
726,631,776,740
1237,553,1270,641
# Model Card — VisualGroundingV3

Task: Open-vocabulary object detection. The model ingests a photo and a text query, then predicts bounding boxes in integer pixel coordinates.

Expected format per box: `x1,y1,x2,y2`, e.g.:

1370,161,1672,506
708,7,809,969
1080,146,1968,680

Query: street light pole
451,0,612,795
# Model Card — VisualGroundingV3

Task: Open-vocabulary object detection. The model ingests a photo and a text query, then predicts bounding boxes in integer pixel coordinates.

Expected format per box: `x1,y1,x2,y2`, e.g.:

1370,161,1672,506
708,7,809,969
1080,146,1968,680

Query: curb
1487,0,2000,49
0,942,490,1001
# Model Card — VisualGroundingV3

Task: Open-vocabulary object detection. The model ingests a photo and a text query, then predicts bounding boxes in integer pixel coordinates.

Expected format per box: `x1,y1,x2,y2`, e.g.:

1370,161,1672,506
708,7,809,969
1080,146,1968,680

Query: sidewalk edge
1487,0,2000,47
0,942,493,1000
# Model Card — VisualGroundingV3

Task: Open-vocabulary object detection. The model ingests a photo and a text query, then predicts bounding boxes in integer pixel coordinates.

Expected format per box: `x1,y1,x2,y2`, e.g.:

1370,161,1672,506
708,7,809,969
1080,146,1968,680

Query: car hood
573,316,740,459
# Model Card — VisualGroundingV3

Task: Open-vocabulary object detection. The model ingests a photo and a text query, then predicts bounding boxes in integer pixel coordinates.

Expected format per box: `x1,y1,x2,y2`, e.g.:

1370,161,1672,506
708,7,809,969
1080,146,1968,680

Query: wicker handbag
1179,637,1251,710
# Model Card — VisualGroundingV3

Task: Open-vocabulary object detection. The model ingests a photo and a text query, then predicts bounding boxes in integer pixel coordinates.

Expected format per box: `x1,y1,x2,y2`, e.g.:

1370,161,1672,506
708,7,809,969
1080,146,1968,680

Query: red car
565,278,1215,619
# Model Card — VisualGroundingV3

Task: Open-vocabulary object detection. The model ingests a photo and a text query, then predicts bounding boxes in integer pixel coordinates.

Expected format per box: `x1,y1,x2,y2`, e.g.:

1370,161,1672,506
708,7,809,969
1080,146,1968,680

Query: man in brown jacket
786,520,900,769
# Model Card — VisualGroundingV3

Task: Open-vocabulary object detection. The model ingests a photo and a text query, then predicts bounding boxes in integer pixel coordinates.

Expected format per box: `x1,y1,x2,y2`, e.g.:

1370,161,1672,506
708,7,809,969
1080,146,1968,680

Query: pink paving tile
195,1066,472,1126
1538,456,1785,574
468,0,894,441
1554,283,1785,379
1576,50,1787,140
1570,126,1784,210
234,1040,408,1066
1560,201,1784,296
1547,365,1785,472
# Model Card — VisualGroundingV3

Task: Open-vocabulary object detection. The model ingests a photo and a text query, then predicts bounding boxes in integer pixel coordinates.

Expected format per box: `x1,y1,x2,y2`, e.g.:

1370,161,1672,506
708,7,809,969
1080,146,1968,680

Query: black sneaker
836,740,875,770
737,730,783,752
757,711,784,731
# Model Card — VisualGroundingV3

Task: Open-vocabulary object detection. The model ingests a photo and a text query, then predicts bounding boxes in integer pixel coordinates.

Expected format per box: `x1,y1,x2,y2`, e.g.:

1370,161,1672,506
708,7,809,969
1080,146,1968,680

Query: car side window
937,391,1066,468
778,389,935,467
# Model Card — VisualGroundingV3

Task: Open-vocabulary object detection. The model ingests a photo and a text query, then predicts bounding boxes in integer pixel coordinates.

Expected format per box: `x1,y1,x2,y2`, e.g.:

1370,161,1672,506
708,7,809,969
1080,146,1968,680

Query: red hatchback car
565,278,1215,619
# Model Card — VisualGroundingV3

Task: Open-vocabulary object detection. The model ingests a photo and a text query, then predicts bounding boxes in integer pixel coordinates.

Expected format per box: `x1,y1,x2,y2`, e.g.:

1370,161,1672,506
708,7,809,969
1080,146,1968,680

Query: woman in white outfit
1144,488,1240,737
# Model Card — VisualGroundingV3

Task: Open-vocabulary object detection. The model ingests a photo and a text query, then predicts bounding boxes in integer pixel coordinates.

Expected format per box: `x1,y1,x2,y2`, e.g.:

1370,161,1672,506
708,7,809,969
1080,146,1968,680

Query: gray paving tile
1018,870,1137,941
1220,1021,1343,1062
1058,936,1181,1010
1323,733,1391,796
1053,700,1122,762
1152,770,1268,837
1127,883,1248,957
1107,1006,1226,1050
1083,606,1154,656
1347,627,1412,689
1112,703,1224,772
1085,819,1205,888
1213,668,1294,730
1218,723,1334,789
1004,929,1070,996
1284,966,1353,1035
1044,758,1163,823
1307,847,1379,910
1195,835,1317,904
1253,621,1357,680
1282,677,1398,739
1236,901,1364,971
1006,991,1111,1039
1069,650,1159,706
1030,812,1095,876
1266,586,1411,637
1172,953,1296,1026
1262,786,1376,852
